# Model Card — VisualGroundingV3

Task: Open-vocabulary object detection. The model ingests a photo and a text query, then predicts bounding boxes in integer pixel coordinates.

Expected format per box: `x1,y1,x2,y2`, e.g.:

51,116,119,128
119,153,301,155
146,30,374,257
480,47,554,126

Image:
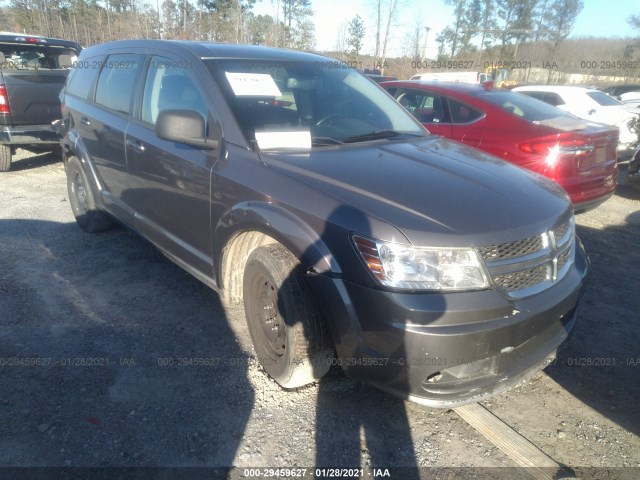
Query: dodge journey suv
60,40,588,407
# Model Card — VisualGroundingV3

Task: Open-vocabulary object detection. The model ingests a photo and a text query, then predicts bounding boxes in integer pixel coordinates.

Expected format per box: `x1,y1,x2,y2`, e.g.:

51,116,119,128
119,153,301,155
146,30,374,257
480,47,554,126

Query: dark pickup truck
0,33,81,171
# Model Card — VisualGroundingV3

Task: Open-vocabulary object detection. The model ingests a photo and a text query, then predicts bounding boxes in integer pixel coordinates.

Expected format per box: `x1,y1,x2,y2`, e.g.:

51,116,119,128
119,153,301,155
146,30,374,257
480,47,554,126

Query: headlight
353,235,489,291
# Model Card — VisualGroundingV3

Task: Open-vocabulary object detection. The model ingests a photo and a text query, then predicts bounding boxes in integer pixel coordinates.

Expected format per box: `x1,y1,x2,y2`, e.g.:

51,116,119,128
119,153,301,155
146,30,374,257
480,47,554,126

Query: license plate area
579,145,607,168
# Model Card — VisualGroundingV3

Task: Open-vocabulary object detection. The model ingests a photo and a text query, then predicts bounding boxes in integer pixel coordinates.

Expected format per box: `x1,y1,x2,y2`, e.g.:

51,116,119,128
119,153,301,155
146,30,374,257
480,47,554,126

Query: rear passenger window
141,56,207,125
448,99,483,123
396,90,449,123
94,54,144,114
66,56,102,100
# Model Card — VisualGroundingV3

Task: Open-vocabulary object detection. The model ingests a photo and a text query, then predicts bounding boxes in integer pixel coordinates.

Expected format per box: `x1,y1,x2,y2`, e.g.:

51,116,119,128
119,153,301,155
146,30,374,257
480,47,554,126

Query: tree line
332,0,585,65
0,0,316,50
432,0,585,61
1,0,638,83
331,0,639,83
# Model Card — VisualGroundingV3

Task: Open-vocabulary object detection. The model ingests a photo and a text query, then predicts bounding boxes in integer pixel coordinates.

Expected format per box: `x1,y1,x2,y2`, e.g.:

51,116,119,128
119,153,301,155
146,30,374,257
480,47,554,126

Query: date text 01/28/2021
242,468,393,478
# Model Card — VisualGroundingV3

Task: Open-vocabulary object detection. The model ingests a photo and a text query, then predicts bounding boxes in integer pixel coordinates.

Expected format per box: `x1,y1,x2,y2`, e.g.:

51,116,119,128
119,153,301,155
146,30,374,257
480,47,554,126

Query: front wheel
66,156,114,232
0,145,12,171
243,243,333,388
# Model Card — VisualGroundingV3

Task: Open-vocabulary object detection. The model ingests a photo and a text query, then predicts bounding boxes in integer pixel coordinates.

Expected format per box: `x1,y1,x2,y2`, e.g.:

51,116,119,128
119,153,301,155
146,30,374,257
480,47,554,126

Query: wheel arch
214,201,340,307
61,130,104,208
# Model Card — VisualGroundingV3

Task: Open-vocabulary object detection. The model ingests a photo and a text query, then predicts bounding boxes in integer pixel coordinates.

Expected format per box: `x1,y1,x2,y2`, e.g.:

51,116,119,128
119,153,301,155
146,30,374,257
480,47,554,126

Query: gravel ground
0,149,639,479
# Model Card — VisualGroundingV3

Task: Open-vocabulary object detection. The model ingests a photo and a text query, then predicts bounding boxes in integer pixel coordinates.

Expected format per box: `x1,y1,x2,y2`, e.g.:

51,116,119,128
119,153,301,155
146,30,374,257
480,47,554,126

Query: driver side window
141,56,207,126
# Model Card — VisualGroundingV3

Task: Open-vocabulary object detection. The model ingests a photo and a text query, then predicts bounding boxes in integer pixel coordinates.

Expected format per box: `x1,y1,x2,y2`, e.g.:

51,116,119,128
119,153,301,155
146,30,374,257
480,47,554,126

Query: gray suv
60,40,588,407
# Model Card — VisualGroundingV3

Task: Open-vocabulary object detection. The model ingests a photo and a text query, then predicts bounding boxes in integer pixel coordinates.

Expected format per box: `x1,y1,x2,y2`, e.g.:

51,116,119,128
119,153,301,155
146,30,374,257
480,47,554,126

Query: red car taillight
519,138,592,156
519,136,593,174
0,85,10,114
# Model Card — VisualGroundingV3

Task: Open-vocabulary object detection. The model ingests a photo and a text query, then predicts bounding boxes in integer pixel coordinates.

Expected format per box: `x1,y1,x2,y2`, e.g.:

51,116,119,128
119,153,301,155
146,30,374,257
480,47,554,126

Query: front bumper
0,124,60,147
309,239,588,408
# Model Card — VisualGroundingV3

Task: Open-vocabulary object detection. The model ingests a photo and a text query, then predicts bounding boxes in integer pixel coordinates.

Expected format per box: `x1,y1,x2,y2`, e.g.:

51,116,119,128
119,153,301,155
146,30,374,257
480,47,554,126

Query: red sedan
382,81,619,212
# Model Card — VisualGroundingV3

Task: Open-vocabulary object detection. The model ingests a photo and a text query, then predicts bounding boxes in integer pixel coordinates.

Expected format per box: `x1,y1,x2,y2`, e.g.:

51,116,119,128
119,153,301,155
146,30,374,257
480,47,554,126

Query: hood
261,136,571,248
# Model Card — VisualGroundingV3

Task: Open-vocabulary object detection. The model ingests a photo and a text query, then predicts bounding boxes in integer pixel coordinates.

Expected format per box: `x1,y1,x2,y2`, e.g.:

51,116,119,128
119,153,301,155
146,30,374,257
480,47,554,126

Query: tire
243,243,333,388
0,145,11,172
66,156,114,232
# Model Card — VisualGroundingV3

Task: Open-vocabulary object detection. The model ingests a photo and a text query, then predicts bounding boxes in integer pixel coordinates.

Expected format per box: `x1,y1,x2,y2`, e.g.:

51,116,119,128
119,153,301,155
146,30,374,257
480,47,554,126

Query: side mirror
155,110,218,150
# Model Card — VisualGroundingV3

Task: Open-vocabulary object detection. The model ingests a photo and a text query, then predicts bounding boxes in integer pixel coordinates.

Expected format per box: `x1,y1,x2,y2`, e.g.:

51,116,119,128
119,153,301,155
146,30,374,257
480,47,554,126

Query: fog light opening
426,372,443,383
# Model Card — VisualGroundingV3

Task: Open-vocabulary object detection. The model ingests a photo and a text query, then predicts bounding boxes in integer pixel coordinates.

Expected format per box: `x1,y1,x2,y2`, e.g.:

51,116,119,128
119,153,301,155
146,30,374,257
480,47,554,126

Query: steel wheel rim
72,171,88,214
254,274,286,358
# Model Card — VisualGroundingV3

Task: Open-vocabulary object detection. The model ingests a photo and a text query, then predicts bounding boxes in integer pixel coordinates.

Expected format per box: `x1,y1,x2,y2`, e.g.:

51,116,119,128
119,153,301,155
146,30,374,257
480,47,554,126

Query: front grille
478,235,544,261
557,247,572,270
493,264,549,291
552,222,571,245
480,216,575,298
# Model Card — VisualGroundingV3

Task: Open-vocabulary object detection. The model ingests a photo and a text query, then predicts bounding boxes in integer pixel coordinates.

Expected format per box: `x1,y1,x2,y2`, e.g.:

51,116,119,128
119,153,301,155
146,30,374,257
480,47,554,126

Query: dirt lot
0,150,639,479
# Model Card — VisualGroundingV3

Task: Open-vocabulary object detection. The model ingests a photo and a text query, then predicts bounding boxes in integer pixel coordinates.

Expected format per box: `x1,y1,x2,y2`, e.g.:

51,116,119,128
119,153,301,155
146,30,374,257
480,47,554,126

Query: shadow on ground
9,150,62,172
0,218,253,467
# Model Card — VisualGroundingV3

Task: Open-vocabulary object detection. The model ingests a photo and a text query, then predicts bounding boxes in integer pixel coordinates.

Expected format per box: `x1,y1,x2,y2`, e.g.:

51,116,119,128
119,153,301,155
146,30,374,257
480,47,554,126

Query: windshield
205,59,425,149
477,90,577,122
587,91,623,106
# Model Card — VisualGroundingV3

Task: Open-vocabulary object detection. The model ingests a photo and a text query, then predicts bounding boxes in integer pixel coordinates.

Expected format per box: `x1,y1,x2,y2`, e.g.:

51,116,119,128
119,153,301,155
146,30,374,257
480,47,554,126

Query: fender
213,200,341,287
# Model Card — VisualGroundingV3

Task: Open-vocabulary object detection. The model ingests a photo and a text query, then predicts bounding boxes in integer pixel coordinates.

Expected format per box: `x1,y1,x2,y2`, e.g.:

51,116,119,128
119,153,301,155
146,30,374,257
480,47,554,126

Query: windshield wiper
341,129,416,144
312,136,344,146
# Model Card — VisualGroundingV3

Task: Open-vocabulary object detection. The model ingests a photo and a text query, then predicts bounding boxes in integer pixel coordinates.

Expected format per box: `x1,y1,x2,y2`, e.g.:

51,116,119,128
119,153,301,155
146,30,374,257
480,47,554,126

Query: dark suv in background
0,33,81,171
60,40,589,407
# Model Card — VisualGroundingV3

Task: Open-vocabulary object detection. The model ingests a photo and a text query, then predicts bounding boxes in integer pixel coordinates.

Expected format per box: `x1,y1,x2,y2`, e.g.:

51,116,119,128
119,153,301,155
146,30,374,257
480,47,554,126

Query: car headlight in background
353,235,489,291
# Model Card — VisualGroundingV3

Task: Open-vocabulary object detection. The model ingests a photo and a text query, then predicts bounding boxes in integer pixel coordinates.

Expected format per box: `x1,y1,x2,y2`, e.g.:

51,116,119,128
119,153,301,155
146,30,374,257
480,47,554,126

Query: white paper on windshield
255,131,312,150
225,72,282,97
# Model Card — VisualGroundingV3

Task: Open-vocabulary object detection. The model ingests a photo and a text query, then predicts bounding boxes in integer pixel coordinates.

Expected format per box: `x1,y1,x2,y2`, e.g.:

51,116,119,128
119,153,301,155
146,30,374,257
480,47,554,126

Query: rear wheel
243,243,333,388
0,145,12,171
66,156,114,232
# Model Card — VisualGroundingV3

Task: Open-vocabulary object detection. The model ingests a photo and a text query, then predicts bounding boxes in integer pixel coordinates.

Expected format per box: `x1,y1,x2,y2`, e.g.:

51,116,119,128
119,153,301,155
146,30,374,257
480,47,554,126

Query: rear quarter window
94,54,144,115
66,56,104,100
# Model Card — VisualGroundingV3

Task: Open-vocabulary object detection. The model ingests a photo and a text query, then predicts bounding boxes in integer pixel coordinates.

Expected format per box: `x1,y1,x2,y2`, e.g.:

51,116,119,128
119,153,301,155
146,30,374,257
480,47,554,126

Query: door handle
126,138,145,153
80,116,91,126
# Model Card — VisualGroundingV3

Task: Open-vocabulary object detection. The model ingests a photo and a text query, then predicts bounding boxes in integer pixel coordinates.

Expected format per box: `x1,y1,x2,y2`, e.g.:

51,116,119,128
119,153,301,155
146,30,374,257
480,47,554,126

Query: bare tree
379,0,398,72
408,22,423,63
374,0,381,61
333,21,349,60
